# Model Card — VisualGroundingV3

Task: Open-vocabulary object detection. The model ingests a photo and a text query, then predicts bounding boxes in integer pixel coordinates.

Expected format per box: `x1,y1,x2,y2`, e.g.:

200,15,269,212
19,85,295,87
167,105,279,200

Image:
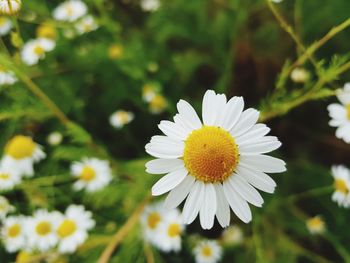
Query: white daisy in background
290,67,310,83
109,110,134,129
330,165,350,208
0,196,15,219
142,83,159,102
56,204,95,253
20,38,55,66
25,210,61,252
145,90,286,229
0,0,21,15
140,202,165,246
1,135,46,177
1,216,27,253
154,208,184,252
71,158,112,193
221,225,243,245
0,66,17,86
0,16,12,35
140,0,160,12
328,83,350,143
53,0,87,22
271,0,283,3
47,131,63,146
149,94,168,114
306,215,326,235
0,166,21,191
194,240,222,263
75,15,98,34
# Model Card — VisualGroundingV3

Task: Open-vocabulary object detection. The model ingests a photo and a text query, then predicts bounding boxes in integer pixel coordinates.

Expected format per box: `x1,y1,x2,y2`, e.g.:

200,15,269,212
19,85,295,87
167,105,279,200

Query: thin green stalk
286,186,333,203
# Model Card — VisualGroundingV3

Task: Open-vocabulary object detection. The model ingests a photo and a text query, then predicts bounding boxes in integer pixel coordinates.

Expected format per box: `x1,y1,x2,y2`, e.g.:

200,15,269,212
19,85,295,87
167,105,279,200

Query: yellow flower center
0,17,7,26
5,135,36,159
149,94,167,112
116,112,130,124
108,44,123,59
147,212,161,229
334,179,349,194
65,5,74,16
57,219,77,238
36,25,56,39
184,126,239,183
167,223,181,237
79,166,96,182
35,221,51,236
202,246,213,257
33,45,45,56
307,216,324,230
0,173,10,180
8,224,21,238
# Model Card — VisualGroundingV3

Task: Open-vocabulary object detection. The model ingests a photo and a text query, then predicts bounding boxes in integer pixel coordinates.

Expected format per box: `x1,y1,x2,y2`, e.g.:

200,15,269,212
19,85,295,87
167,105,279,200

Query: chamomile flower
1,135,46,177
0,167,21,191
56,205,95,253
0,196,15,219
194,240,222,263
0,0,21,15
75,15,98,34
0,66,17,86
71,158,112,193
145,90,286,229
306,215,326,235
221,225,243,245
1,216,27,252
149,94,167,114
21,38,55,66
26,210,61,252
328,83,350,143
47,131,63,146
53,0,87,22
0,16,11,35
271,0,283,3
331,165,350,208
109,110,134,129
142,83,159,102
140,203,165,245
140,0,160,12
290,67,310,83
154,208,184,252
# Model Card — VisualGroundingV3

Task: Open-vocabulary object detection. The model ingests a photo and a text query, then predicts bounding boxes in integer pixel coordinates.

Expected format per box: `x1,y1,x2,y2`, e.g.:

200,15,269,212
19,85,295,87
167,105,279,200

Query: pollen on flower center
57,219,77,238
8,224,21,238
334,179,348,194
5,135,36,159
183,126,239,183
33,45,45,56
202,246,213,257
79,166,96,182
168,223,181,237
36,221,51,236
147,212,161,229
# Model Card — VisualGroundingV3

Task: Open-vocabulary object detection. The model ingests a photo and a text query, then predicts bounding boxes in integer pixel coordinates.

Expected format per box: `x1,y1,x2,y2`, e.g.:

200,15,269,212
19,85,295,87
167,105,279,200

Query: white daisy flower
53,0,87,22
1,216,27,253
56,204,95,253
140,0,160,12
306,215,326,235
0,196,15,219
0,16,12,35
0,0,21,15
331,165,350,208
145,90,286,229
47,131,63,146
154,208,184,252
221,225,243,245
21,38,55,66
194,240,222,263
75,15,98,34
109,110,134,129
25,210,61,252
328,83,350,143
271,0,283,3
0,166,21,191
1,135,46,178
140,202,165,245
71,158,112,193
142,83,159,102
290,67,310,83
0,66,17,86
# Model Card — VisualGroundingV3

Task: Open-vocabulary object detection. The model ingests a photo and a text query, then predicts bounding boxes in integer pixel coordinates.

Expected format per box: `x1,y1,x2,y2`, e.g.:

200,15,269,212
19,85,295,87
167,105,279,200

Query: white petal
213,183,230,227
239,154,286,173
199,184,217,229
218,96,244,130
151,168,188,196
177,99,202,130
202,90,217,125
212,94,227,126
235,124,270,145
182,181,205,224
173,114,195,135
158,120,189,141
164,175,195,209
239,136,281,154
236,165,276,193
230,108,260,137
145,136,184,159
223,181,252,223
146,159,184,174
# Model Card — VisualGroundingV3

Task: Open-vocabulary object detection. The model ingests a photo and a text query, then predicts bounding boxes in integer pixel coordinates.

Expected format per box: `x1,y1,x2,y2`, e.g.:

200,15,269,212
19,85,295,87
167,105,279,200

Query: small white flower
0,67,17,86
21,38,55,66
306,215,326,235
142,83,159,102
53,0,87,22
47,131,63,146
1,216,27,253
271,0,283,3
71,158,112,193
0,0,21,15
0,196,15,219
56,204,95,253
328,83,350,143
109,110,134,129
0,166,21,191
221,225,243,245
331,165,350,208
290,67,310,83
140,202,165,245
0,16,12,35
75,15,98,34
25,210,61,252
1,135,46,178
140,0,160,12
194,240,222,263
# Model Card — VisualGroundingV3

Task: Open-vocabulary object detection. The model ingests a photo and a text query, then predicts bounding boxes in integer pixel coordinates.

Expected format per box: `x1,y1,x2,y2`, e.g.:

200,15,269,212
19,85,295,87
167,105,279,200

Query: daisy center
346,104,350,120
334,179,349,194
202,246,213,257
57,219,77,238
79,166,96,182
8,224,21,238
150,94,167,111
33,45,45,56
307,217,323,229
65,5,74,16
116,112,130,124
0,173,10,180
147,212,161,229
167,223,181,237
184,126,239,183
35,221,51,236
5,135,36,159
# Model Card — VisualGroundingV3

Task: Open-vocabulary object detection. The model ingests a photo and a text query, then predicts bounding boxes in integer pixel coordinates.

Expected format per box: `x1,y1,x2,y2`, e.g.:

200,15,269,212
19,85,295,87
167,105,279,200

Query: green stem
286,186,333,203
